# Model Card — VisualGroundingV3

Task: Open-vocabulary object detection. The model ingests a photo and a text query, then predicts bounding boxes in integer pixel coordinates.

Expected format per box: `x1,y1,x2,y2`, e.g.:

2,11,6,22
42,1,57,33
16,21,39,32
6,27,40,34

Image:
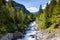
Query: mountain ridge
8,1,30,14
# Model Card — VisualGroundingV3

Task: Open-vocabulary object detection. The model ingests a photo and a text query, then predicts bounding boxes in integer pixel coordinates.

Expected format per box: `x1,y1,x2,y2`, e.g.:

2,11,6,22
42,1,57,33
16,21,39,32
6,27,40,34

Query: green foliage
47,23,57,30
0,0,35,37
38,5,43,17
36,13,47,29
36,0,60,30
0,25,7,37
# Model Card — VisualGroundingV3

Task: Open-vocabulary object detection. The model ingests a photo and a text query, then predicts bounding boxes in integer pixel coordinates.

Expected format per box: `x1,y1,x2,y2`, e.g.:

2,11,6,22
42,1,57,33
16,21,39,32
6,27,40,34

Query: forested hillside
0,0,35,37
36,0,60,30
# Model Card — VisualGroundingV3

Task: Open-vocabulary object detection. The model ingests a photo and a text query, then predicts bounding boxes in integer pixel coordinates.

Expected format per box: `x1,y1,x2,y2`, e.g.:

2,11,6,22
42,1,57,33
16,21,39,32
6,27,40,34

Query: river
1,21,41,40
17,21,60,40
17,21,40,40
1,21,60,40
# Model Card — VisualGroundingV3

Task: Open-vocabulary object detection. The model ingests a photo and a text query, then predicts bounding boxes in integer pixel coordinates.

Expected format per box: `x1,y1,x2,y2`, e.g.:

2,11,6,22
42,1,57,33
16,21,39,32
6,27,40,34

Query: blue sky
7,0,51,12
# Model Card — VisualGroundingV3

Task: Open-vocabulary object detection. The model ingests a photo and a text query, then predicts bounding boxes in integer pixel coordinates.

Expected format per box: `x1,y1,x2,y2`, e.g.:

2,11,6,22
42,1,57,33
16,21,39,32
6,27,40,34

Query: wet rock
12,38,22,40
1,33,13,40
13,31,23,39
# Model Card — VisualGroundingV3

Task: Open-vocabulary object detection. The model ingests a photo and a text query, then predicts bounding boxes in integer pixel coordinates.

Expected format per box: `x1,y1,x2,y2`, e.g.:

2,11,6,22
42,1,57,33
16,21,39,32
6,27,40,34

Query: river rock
17,39,22,40
1,33,13,40
13,31,23,39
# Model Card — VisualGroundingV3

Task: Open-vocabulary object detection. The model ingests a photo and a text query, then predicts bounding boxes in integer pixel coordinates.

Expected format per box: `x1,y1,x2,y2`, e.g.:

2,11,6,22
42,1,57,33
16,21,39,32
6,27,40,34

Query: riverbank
36,28,60,40
32,21,60,40
1,21,60,40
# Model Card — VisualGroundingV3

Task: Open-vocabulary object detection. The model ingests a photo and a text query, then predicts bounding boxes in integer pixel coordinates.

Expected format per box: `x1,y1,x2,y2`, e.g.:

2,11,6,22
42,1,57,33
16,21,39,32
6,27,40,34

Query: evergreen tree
45,3,49,17
38,5,43,16
52,0,60,15
45,3,49,28
8,0,14,7
0,0,6,5
49,0,57,17
51,0,60,24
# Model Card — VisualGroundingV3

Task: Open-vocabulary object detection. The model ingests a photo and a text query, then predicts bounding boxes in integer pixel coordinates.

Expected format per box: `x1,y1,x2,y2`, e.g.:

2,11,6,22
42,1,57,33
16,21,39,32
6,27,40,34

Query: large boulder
1,33,13,40
13,31,23,39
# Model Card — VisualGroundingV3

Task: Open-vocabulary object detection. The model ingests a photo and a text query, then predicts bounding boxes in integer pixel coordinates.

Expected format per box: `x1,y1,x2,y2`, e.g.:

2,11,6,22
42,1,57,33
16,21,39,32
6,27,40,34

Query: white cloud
48,0,51,4
42,0,51,9
6,0,9,1
42,4,46,9
27,7,39,12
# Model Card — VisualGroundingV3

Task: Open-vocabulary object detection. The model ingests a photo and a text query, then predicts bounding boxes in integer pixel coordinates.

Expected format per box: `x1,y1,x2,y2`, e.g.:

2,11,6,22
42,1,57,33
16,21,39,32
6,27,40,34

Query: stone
13,31,23,39
1,33,13,40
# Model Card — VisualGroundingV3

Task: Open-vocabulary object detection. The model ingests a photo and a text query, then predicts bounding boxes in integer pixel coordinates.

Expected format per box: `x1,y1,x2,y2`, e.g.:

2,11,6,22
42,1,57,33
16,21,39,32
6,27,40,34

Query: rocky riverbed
35,30,60,40
0,21,60,40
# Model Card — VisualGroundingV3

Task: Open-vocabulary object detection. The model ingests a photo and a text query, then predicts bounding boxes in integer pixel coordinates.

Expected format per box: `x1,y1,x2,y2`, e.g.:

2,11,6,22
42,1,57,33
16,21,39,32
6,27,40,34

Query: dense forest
36,0,60,29
0,0,60,37
0,0,35,37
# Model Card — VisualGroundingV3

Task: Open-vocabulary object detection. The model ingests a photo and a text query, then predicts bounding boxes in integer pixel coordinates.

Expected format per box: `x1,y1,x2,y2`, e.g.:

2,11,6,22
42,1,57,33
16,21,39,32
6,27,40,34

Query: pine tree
8,0,14,7
0,0,6,5
45,3,50,28
52,0,60,15
38,5,43,16
51,0,60,23
45,3,49,18
49,0,57,17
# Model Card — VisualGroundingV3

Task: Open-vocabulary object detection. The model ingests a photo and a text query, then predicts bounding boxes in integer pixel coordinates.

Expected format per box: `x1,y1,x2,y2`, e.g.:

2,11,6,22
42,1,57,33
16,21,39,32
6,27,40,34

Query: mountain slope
10,1,30,14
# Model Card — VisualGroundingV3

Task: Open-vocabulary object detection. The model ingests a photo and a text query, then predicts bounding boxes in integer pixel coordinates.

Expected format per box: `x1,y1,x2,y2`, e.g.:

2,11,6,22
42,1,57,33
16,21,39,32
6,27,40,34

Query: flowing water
17,21,39,40
1,21,60,40
1,21,43,40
